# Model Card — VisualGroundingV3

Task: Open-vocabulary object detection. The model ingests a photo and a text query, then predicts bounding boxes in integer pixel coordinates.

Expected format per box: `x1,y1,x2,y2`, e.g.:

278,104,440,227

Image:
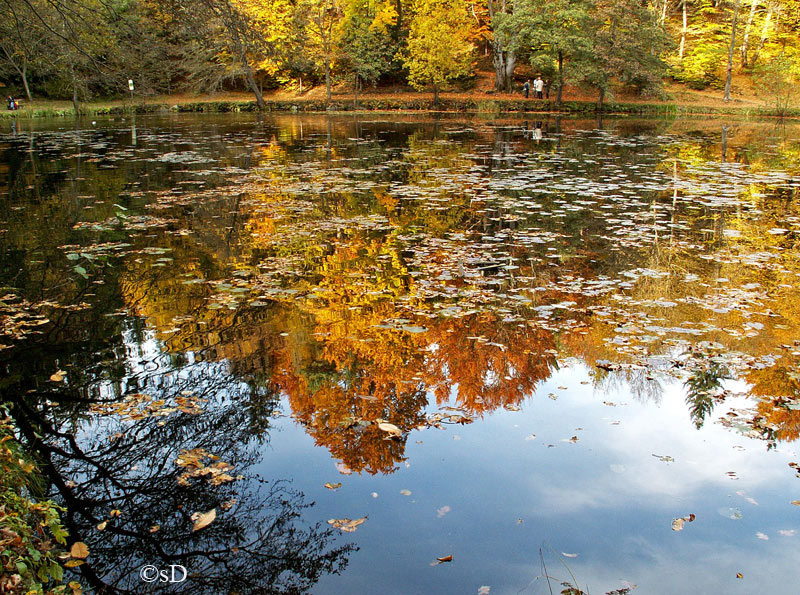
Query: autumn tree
487,0,518,92
403,0,475,104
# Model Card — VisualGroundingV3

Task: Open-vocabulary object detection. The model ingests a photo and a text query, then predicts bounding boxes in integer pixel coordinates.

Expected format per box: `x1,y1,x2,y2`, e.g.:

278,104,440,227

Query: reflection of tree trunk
556,51,564,107
750,2,773,66
721,124,729,162
740,0,758,67
679,0,688,60
723,0,740,102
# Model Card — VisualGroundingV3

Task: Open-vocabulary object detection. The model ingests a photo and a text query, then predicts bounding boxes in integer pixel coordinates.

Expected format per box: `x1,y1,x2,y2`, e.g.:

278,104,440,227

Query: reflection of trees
10,373,354,594
684,358,730,429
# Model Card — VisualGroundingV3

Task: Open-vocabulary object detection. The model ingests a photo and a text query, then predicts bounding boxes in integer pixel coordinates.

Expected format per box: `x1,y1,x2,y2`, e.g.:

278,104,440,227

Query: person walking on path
533,76,544,99
523,80,530,98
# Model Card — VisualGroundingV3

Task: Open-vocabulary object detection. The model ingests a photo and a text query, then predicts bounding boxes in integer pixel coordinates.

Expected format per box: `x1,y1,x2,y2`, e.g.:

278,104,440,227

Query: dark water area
1,113,799,594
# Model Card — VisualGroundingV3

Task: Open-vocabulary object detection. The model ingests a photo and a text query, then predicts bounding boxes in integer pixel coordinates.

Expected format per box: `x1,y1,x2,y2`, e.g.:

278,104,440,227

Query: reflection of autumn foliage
749,362,800,443
755,399,800,442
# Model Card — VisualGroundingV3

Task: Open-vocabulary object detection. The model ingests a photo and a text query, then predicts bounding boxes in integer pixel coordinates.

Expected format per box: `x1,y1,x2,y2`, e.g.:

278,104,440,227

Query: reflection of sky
258,363,799,594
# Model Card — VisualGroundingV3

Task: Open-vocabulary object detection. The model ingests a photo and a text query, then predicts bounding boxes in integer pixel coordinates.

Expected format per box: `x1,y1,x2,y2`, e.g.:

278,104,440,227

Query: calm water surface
1,113,800,594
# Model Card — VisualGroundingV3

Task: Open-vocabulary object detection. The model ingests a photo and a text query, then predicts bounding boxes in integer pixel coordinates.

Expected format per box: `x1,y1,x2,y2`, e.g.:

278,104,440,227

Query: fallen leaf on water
562,552,578,558
192,509,216,531
377,422,402,436
70,542,89,559
327,517,367,532
96,521,107,531
324,482,342,490
430,554,454,565
756,532,769,540
50,370,66,382
64,560,85,568
400,489,412,496
736,573,743,579
672,513,696,531
478,587,491,595
149,525,160,533
791,500,800,506
437,505,451,518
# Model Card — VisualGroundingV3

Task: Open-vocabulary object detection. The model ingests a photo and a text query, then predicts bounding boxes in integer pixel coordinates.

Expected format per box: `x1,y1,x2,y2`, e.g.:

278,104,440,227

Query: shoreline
2,96,798,120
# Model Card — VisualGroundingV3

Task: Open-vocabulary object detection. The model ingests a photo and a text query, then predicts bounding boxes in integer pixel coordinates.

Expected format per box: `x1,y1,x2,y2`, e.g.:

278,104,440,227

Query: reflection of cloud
520,364,797,515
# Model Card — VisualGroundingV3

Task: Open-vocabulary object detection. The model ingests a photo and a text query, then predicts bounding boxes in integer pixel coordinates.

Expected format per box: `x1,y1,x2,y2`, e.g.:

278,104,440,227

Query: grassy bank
2,95,799,119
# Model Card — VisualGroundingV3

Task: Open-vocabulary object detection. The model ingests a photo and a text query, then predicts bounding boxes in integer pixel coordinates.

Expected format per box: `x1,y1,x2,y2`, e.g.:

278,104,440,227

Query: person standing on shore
523,80,530,98
533,76,544,99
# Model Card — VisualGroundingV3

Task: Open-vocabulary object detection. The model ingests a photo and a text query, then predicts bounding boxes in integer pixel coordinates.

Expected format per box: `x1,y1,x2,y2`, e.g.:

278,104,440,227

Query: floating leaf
192,508,216,531
96,521,107,531
324,482,342,490
327,516,367,532
50,370,66,382
377,422,402,436
69,542,89,559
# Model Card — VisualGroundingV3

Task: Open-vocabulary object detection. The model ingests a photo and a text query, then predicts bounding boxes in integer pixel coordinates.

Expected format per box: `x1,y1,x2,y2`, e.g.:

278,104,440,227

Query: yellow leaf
324,482,342,490
149,525,160,533
50,370,66,382
64,559,85,567
69,542,89,559
192,508,216,531
736,572,744,579
96,521,107,531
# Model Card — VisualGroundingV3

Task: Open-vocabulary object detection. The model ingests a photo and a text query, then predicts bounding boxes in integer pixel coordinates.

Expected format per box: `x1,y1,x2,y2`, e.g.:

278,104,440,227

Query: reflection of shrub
753,51,800,116
0,410,73,595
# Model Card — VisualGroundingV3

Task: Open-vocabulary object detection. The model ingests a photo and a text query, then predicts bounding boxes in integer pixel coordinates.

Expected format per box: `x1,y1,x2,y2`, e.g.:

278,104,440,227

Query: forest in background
1,0,799,110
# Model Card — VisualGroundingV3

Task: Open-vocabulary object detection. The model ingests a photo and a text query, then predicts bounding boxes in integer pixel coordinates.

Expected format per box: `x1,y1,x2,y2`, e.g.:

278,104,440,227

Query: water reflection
2,113,800,592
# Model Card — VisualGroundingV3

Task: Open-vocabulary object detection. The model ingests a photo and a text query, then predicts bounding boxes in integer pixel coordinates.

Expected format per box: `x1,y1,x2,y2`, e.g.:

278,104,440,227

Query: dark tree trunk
433,86,440,106
597,86,605,110
353,75,359,108
556,51,564,107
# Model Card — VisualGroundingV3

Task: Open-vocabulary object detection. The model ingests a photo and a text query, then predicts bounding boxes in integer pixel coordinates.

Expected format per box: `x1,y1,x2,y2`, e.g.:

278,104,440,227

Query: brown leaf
327,516,367,532
736,573,743,579
324,482,342,490
49,370,66,382
436,555,453,562
191,509,216,531
69,542,89,559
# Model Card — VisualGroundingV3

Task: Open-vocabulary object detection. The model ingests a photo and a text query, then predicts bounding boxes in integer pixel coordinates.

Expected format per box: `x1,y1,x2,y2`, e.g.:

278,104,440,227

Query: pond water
1,113,800,594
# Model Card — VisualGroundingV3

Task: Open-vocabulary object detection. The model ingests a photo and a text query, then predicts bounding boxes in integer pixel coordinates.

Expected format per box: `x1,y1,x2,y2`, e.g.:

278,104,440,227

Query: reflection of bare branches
10,373,354,594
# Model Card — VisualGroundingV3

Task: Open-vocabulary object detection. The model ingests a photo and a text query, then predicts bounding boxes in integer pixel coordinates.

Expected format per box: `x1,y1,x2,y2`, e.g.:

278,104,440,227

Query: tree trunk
556,51,564,107
597,86,605,110
21,62,32,101
325,61,331,103
243,61,266,110
740,0,758,67
70,59,79,113
679,0,688,59
723,0,740,102
750,2,773,66
299,76,303,94
661,0,668,24
491,42,516,92
353,75,359,108
433,86,440,106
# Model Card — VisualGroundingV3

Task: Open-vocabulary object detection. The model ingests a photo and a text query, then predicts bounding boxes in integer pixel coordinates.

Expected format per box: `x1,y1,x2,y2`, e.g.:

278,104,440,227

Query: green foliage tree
583,0,670,107
403,0,475,104
512,0,594,106
338,0,396,105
